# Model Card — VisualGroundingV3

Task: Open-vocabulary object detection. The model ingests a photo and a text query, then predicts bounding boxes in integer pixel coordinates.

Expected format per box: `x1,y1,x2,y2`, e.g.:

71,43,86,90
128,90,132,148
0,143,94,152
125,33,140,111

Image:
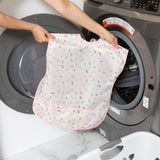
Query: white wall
0,0,84,35
0,0,84,18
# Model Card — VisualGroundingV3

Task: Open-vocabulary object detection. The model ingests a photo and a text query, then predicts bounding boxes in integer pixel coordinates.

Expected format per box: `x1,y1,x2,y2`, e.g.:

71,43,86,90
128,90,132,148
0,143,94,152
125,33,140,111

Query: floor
2,130,108,160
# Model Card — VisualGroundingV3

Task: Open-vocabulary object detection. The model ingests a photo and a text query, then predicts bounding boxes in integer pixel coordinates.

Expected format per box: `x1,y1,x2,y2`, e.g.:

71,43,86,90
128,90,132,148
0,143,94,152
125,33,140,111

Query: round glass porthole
8,36,47,98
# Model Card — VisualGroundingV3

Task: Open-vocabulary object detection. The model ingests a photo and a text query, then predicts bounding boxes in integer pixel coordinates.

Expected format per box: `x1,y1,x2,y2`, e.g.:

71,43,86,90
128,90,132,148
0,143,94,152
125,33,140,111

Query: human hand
100,30,120,49
31,24,55,43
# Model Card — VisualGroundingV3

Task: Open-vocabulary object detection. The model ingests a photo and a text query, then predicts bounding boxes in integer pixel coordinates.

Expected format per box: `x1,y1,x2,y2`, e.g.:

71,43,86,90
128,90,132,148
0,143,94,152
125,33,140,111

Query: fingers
111,37,120,49
37,31,55,43
101,30,120,49
37,30,53,43
31,25,55,43
35,36,48,43
46,32,55,40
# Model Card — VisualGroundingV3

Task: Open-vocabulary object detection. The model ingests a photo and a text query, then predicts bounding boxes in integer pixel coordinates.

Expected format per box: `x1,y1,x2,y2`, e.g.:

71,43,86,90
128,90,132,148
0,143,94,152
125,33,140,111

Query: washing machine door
0,14,83,114
83,14,157,125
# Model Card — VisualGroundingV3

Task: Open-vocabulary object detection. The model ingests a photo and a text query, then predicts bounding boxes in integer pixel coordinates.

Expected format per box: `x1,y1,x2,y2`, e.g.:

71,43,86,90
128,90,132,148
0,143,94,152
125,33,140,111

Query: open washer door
0,14,83,114
83,14,157,139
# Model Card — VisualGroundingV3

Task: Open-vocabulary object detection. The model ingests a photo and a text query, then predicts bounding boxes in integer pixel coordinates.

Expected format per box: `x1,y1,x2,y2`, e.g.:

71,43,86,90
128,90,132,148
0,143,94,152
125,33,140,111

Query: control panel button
113,0,122,3
130,0,160,12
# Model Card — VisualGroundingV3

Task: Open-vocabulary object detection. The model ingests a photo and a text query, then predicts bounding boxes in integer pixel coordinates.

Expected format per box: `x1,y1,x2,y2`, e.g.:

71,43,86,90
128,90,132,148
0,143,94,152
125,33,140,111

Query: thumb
46,32,55,39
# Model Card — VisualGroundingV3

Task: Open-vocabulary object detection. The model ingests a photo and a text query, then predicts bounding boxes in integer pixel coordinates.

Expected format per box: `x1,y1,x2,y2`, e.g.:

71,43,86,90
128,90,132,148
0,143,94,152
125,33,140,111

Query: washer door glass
0,14,83,114
6,14,83,103
8,36,47,98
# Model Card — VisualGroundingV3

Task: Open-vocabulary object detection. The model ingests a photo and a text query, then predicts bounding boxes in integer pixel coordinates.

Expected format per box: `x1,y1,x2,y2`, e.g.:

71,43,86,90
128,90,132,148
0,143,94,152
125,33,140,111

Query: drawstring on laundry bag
33,34,128,130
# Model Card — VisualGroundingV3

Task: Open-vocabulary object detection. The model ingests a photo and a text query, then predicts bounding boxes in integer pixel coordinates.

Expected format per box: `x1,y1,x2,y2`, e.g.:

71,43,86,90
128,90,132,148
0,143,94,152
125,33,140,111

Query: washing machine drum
0,14,83,114
83,15,156,125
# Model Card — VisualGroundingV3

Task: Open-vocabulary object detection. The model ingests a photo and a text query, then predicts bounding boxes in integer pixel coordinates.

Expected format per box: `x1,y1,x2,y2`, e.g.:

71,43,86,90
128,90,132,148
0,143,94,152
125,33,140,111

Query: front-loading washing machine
83,0,160,140
0,0,84,159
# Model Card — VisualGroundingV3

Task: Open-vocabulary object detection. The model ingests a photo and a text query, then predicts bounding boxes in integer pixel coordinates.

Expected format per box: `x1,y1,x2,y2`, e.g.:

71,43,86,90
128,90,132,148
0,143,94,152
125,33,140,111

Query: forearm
42,0,106,38
0,11,36,31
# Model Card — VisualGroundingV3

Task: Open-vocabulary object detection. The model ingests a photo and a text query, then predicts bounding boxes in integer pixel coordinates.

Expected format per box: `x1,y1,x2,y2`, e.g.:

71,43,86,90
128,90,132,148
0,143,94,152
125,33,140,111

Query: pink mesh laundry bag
33,34,128,130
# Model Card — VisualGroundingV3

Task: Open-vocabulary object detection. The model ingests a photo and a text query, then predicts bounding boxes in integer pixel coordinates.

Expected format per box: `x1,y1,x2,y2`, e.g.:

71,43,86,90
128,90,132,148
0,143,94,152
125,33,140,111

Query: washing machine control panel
89,0,160,15
131,0,159,12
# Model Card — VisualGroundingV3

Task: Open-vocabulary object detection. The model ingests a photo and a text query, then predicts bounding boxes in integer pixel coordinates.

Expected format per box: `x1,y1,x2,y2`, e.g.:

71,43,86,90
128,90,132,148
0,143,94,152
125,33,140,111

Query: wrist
28,23,38,32
96,26,108,39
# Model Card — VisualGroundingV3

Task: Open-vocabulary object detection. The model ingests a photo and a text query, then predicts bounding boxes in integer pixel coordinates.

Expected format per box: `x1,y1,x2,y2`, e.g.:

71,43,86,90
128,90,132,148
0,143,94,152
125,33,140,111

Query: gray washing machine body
0,14,83,114
84,0,160,140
